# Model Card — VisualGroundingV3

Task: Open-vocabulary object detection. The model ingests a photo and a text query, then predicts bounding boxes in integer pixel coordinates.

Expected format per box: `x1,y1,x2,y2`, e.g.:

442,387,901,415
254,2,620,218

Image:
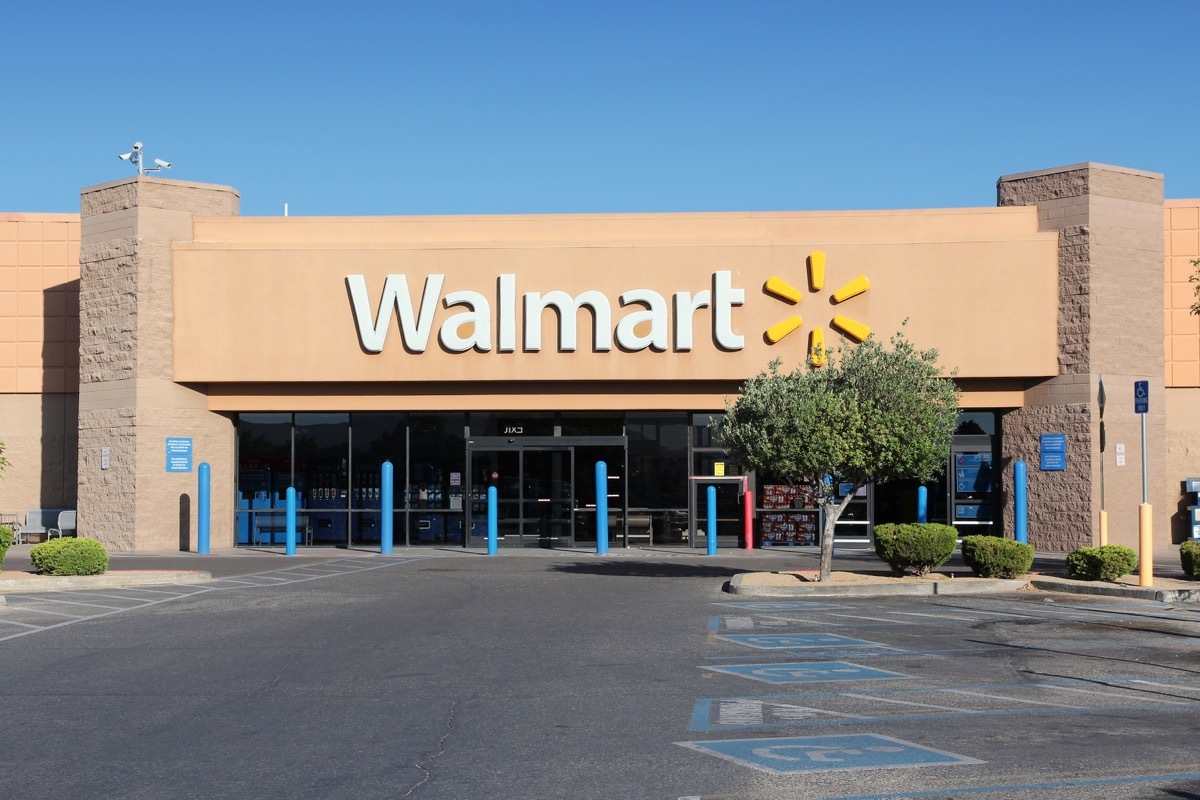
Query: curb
726,574,1028,598
0,571,212,604
726,573,1200,602
1028,578,1200,604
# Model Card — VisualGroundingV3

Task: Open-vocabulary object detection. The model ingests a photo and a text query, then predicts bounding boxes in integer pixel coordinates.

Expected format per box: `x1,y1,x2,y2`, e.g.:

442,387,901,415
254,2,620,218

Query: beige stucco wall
998,163,1168,552
1164,199,1200,537
174,208,1060,403
0,214,80,519
77,178,240,551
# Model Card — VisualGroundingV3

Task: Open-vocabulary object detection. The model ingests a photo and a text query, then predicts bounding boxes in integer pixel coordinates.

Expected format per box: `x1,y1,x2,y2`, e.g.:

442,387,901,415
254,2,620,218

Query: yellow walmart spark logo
764,251,870,366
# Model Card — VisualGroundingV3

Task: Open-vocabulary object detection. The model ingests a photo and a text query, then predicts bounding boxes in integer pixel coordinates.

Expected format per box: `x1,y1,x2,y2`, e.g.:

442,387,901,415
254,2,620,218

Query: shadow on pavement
548,561,750,579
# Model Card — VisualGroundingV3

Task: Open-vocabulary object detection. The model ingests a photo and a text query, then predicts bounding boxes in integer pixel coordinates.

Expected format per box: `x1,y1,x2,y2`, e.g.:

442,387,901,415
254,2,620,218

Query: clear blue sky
4,1,1197,217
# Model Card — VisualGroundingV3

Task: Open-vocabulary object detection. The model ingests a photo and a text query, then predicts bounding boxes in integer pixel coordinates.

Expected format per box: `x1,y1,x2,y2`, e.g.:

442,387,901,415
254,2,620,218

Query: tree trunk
819,501,837,581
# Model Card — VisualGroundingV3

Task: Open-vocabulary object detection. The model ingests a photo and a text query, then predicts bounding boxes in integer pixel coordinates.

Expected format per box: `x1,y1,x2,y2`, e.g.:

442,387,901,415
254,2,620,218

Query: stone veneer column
997,163,1167,552
77,178,239,551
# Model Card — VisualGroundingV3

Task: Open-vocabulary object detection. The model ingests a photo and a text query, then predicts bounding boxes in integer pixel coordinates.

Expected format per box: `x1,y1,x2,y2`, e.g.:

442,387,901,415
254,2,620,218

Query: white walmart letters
347,271,744,354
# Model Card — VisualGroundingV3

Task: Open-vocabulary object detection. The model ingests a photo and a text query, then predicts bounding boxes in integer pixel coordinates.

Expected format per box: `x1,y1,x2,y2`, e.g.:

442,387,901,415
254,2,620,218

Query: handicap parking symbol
718,632,881,649
702,661,910,684
676,733,983,775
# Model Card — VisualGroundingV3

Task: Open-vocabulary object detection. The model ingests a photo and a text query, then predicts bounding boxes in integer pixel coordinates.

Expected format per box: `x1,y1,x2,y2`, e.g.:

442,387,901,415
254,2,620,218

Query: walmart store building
3,162,1198,553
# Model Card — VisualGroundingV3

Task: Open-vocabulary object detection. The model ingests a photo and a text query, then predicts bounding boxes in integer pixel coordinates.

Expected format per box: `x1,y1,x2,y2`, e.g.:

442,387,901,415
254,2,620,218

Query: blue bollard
381,461,394,554
198,462,211,554
285,486,297,556
707,485,717,556
596,461,609,555
917,485,928,524
1014,460,1028,544
487,486,498,555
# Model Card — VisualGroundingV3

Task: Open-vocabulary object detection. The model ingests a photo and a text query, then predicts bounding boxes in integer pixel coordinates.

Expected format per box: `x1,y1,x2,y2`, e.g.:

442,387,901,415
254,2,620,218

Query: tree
714,330,960,581
0,441,8,477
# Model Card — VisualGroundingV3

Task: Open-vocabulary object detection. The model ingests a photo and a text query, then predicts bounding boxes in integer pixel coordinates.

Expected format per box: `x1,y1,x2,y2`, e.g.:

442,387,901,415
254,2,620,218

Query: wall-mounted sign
166,437,193,473
101,447,110,470
1116,442,1126,467
714,462,726,477
1039,433,1067,471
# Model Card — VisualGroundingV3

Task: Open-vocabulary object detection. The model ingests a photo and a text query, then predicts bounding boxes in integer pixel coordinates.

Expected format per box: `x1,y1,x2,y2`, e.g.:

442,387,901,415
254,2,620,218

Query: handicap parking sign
676,733,983,775
718,632,881,649
702,661,910,684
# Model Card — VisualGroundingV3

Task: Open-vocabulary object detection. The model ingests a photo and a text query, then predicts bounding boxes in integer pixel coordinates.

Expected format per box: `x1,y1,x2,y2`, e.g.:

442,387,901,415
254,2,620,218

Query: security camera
132,141,143,152
154,158,171,169
118,152,133,161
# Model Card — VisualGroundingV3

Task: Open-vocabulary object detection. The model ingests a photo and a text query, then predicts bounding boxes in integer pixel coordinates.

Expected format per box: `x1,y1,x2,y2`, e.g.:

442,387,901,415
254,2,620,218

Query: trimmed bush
1064,544,1138,581
873,523,958,576
0,524,12,568
1181,540,1200,579
961,535,1034,579
29,537,109,576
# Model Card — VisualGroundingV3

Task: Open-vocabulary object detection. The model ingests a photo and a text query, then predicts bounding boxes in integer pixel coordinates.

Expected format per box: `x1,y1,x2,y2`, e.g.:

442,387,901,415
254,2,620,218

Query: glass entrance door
468,446,574,548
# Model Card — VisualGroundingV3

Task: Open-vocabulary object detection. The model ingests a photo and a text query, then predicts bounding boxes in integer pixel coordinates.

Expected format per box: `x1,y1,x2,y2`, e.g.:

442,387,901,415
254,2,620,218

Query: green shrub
1181,540,1200,579
960,535,1035,579
1064,544,1138,581
873,523,958,576
29,537,109,576
0,524,12,568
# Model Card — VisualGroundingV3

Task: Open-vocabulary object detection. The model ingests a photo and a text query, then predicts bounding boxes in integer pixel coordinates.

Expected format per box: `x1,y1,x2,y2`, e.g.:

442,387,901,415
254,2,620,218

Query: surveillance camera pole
119,141,171,176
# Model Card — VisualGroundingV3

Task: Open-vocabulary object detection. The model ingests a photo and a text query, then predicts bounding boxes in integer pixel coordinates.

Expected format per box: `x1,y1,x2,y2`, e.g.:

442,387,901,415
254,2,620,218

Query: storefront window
627,414,688,509
237,413,292,503
692,413,723,447
295,413,349,545
351,413,407,545
409,413,466,544
561,412,623,437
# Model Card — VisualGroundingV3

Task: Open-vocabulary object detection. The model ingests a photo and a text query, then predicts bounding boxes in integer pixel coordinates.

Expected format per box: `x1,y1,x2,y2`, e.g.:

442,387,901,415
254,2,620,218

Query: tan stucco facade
3,164,1200,553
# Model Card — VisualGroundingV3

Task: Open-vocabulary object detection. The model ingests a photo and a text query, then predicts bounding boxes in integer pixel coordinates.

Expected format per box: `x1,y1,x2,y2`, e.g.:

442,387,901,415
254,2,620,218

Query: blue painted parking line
702,661,911,684
676,733,982,775
718,632,884,649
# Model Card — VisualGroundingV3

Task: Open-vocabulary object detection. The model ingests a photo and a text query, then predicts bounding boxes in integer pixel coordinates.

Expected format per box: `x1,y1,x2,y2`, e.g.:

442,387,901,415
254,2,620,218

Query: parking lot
2,550,1199,799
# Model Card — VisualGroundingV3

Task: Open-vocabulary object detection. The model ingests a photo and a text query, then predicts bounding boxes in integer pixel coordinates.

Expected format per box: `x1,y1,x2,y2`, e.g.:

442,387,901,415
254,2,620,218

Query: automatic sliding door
523,448,573,548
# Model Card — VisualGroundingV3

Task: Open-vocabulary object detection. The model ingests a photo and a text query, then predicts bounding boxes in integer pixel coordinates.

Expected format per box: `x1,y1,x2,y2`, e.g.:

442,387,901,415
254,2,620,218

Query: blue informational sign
1039,433,1067,472
675,734,983,775
1134,380,1149,414
702,661,910,684
166,437,193,473
718,633,880,650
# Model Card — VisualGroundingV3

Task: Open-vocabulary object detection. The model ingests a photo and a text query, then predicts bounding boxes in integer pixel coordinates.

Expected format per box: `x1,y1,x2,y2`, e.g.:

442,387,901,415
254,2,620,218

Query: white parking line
840,693,973,713
941,688,1084,708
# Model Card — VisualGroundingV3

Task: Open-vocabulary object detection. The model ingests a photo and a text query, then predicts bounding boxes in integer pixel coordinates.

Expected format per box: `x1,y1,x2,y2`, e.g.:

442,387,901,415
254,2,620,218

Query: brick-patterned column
77,178,239,551
997,163,1166,552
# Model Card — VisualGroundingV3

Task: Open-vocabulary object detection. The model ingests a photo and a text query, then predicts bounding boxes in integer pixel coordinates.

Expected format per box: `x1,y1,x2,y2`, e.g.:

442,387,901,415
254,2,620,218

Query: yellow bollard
1139,504,1153,587
1099,509,1108,547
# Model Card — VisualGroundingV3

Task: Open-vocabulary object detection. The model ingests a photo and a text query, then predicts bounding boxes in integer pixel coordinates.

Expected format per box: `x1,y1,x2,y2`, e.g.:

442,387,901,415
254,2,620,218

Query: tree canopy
715,330,960,579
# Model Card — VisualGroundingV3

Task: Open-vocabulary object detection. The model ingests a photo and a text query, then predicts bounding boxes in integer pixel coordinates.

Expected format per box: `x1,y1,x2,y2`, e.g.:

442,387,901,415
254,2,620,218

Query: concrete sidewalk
1,541,1197,603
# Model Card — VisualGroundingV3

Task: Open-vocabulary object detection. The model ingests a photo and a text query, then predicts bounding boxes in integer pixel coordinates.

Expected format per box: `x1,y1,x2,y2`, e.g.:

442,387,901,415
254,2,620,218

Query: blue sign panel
718,633,880,650
165,437,193,473
675,734,983,775
1135,380,1149,414
1039,433,1067,472
703,661,910,684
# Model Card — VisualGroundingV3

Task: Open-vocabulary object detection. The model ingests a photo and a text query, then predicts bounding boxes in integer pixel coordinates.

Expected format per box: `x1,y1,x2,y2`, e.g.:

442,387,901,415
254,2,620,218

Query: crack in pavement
403,700,458,797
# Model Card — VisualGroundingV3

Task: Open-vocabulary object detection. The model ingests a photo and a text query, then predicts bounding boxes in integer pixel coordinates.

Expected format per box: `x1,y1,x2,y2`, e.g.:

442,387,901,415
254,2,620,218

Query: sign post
1134,380,1152,587
1098,375,1107,546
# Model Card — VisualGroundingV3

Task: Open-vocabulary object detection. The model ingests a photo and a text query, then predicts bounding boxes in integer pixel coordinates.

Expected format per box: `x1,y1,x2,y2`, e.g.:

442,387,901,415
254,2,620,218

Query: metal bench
48,510,77,539
15,508,71,545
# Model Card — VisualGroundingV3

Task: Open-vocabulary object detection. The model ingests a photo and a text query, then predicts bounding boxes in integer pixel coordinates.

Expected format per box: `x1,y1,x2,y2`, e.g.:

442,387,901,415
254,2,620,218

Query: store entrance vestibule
466,436,627,548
